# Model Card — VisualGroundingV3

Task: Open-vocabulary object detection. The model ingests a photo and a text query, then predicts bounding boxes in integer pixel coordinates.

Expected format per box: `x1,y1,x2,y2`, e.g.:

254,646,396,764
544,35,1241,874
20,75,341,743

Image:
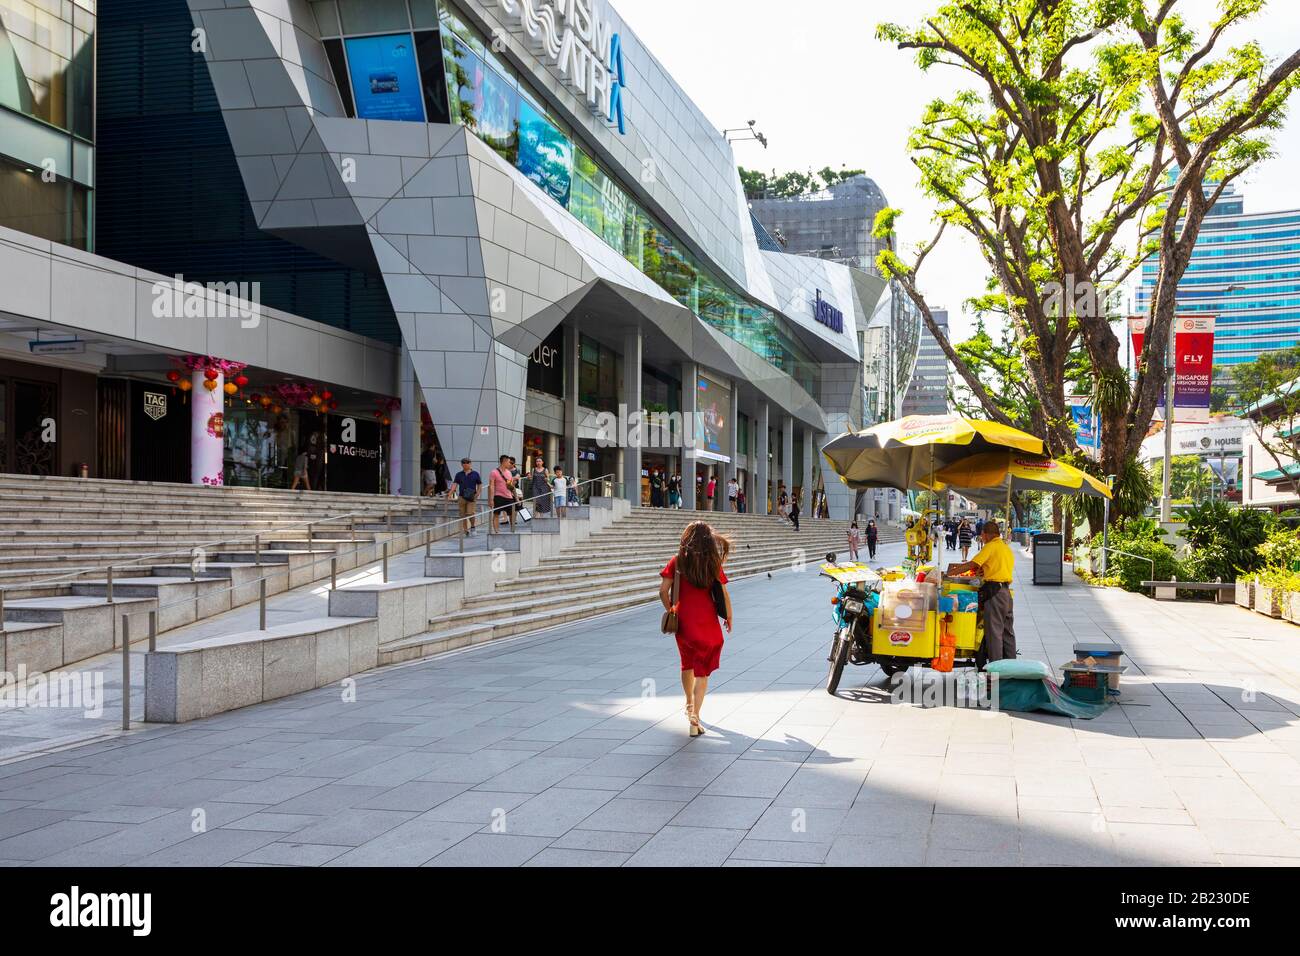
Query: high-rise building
749,174,892,275
749,175,923,520
903,308,951,416
1135,182,1300,367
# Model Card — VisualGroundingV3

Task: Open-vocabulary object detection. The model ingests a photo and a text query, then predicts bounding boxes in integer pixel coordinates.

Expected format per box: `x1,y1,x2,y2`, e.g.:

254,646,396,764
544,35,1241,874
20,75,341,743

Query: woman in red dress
660,521,732,737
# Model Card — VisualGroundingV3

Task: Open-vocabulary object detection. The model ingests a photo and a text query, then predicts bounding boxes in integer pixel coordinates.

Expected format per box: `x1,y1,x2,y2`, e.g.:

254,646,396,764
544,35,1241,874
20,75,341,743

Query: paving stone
625,826,746,867
423,833,552,866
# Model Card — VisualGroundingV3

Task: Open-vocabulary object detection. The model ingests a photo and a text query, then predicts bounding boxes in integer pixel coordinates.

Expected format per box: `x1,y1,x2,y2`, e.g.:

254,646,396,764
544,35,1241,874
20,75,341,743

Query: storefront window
225,406,295,488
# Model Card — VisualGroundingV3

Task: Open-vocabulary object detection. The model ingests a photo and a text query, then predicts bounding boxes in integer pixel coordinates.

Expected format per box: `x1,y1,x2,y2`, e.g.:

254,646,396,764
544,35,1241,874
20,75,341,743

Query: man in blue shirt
450,458,482,535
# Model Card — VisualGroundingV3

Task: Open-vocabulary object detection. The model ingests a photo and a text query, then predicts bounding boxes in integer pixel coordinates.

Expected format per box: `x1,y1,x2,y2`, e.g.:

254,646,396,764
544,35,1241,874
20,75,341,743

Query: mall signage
527,325,564,396
1129,315,1216,424
492,0,627,134
814,289,844,334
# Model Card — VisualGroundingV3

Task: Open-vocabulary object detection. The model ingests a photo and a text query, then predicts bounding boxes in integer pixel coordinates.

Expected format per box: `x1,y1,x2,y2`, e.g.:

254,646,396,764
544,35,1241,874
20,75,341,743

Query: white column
397,343,421,497
623,327,642,506
724,381,739,511
564,323,579,478
782,414,794,507
755,402,769,516
803,426,815,516
191,367,224,486
681,361,697,510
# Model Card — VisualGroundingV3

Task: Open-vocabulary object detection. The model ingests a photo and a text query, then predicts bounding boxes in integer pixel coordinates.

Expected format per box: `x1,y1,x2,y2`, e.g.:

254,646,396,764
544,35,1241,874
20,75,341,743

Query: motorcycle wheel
826,628,852,695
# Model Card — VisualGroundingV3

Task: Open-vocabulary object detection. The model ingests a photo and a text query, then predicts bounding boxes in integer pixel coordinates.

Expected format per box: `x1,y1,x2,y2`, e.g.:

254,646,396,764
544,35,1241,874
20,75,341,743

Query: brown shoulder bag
661,556,681,634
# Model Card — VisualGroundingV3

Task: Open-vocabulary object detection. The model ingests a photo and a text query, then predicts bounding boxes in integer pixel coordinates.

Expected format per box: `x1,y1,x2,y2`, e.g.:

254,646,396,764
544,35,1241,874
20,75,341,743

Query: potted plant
1235,576,1253,609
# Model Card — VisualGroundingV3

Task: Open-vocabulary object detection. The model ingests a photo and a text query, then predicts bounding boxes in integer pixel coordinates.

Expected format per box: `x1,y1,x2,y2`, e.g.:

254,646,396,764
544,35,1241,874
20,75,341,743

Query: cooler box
871,609,938,658
949,611,981,651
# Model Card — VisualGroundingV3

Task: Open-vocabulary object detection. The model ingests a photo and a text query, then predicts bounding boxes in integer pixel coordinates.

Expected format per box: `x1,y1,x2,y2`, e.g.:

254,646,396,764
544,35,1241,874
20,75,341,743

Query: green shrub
1177,500,1273,582
1107,537,1182,593
1258,528,1300,572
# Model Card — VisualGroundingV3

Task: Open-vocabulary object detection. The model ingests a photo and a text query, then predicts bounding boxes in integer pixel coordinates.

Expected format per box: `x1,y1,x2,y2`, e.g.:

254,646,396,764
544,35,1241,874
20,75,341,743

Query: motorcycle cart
822,554,993,694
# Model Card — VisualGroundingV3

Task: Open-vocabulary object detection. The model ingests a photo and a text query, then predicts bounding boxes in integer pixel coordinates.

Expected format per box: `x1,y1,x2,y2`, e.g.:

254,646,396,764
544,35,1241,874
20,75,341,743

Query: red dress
661,556,727,675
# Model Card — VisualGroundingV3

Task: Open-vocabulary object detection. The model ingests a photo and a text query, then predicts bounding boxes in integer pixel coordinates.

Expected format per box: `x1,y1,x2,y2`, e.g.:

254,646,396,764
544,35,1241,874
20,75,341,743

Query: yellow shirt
972,537,1014,583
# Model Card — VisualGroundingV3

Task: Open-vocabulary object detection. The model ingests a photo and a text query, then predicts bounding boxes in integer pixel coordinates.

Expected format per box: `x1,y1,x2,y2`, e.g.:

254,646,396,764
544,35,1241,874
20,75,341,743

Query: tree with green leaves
874,0,1300,488
740,166,868,200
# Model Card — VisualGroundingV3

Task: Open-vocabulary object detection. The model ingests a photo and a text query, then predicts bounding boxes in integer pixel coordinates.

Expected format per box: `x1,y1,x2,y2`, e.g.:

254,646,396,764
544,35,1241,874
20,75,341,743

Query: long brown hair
677,521,728,589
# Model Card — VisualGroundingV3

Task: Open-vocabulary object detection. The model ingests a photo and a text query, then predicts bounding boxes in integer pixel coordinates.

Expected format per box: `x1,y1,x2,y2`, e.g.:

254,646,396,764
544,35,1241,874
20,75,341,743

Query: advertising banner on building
695,376,732,462
1128,315,1216,423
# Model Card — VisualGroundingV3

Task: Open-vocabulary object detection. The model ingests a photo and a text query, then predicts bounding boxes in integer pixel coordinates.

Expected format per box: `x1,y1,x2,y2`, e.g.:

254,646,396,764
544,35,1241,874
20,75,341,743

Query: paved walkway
1,540,1299,866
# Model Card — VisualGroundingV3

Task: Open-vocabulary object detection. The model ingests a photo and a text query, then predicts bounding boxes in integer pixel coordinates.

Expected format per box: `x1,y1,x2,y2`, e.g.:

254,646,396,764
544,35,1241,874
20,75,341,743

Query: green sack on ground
993,676,1110,719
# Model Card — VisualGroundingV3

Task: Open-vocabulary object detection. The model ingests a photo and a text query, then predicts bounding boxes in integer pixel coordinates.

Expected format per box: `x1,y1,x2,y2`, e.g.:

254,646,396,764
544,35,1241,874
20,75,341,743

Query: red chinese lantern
178,378,192,392
166,369,181,384
234,373,249,388
223,382,238,396
328,400,338,411
203,379,218,392
203,367,219,381
320,390,332,401
381,417,391,427
272,404,282,414
259,395,272,409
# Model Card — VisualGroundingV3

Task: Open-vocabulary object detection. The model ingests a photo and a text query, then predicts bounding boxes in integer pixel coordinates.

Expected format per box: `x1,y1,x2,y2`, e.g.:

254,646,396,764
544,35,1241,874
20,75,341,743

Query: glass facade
0,0,94,248
313,0,822,396
1135,183,1300,366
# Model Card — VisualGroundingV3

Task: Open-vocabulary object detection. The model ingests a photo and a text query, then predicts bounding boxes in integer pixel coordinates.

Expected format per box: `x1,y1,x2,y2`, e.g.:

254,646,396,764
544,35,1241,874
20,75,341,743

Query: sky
613,0,1300,343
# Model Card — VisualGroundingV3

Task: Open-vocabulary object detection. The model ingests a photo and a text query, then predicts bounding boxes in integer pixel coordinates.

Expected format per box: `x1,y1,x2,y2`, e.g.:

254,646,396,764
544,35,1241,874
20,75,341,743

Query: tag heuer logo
144,392,167,421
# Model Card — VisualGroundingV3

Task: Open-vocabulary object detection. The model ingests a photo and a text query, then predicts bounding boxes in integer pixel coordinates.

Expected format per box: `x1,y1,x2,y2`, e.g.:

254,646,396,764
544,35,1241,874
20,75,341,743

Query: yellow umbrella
931,451,1111,535
821,414,1045,491
931,452,1112,500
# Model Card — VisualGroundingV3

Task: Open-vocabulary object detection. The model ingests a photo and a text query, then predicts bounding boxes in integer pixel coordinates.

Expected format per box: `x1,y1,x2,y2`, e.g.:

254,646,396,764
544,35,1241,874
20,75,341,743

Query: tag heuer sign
143,391,168,421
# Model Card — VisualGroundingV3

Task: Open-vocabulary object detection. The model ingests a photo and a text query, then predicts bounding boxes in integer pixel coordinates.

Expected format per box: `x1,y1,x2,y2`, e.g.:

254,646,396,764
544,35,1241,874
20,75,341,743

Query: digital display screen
518,99,573,205
345,33,425,122
695,376,732,460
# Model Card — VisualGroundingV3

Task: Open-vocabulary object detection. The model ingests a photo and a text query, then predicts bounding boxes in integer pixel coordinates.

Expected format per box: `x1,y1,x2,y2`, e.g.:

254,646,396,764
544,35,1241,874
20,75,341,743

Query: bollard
425,527,431,557
121,614,131,731
255,534,261,563
331,556,338,590
148,609,157,652
106,565,114,604
259,578,267,630
382,542,389,583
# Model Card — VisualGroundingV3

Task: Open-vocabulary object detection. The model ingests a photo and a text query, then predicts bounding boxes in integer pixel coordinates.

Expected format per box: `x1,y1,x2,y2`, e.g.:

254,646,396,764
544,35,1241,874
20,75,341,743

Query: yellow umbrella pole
1005,482,1012,539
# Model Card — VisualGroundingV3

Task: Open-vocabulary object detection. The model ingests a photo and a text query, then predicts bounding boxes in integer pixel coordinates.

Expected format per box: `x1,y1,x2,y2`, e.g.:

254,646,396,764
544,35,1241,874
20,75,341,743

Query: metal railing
1091,546,1155,580
100,474,616,730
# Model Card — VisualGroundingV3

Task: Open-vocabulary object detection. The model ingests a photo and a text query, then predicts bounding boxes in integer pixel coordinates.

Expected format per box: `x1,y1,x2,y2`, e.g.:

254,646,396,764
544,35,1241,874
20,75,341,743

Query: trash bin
1032,532,1063,585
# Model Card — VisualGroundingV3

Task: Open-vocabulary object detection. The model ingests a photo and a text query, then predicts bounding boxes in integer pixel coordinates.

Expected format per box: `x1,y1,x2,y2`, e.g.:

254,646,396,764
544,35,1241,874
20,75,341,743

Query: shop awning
1253,463,1300,483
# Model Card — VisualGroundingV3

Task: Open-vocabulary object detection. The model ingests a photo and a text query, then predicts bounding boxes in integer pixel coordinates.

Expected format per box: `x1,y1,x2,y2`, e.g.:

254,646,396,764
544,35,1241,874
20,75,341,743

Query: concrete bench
1141,580,1235,602
144,616,377,722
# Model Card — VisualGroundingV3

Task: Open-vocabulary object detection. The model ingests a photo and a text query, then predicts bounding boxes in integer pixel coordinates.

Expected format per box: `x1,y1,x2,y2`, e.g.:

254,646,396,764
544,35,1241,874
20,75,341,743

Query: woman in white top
553,465,569,517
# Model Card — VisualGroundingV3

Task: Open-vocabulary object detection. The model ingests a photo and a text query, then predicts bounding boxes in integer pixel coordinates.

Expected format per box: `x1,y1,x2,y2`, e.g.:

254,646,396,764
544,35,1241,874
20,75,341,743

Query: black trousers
977,584,1016,668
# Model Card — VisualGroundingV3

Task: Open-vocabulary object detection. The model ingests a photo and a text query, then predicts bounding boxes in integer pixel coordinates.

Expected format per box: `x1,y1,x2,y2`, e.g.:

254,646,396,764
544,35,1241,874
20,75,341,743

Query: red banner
1130,315,1216,424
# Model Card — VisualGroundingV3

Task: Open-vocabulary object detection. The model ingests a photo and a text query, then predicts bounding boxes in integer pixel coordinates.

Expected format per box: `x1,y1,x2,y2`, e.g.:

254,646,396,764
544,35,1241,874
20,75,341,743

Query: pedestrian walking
489,455,516,534
650,468,665,508
290,449,311,491
449,458,481,535
420,446,435,496
552,465,569,518
848,521,861,560
865,518,879,560
789,493,800,531
669,473,682,508
530,458,552,515
736,486,746,513
706,475,717,510
660,521,732,737
727,477,738,512
958,517,974,561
